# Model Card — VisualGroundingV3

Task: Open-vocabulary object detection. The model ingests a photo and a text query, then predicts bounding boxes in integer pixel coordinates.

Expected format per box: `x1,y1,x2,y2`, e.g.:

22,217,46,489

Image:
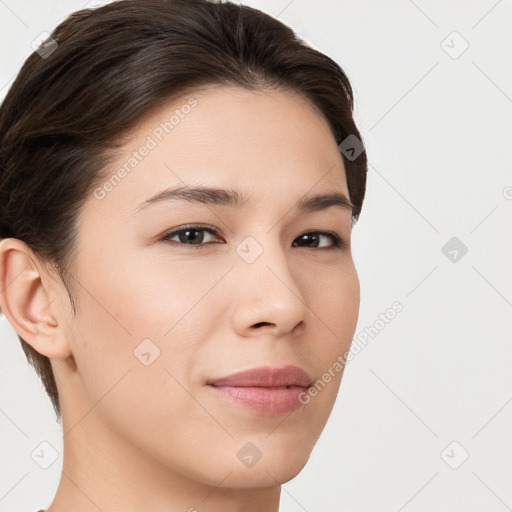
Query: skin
0,85,360,512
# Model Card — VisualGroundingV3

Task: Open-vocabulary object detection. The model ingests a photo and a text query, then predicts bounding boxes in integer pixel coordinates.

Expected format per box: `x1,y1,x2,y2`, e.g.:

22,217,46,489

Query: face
52,85,360,487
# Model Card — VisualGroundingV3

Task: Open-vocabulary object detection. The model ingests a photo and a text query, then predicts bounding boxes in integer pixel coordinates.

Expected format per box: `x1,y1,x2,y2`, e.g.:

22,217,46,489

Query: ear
0,238,72,359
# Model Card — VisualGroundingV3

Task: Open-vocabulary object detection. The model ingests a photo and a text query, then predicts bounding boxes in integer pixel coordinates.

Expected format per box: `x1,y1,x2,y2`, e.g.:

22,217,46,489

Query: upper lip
207,365,312,388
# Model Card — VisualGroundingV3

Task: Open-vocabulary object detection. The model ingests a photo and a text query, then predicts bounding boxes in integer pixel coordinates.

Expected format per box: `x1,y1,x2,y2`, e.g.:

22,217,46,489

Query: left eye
161,225,344,249
292,231,343,249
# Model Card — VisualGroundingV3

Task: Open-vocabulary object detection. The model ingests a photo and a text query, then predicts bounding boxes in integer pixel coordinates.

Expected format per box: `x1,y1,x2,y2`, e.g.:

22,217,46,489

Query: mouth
207,364,313,388
206,365,312,416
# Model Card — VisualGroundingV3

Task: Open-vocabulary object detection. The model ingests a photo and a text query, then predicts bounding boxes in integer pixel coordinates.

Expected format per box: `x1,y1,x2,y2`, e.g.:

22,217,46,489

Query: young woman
0,1,368,510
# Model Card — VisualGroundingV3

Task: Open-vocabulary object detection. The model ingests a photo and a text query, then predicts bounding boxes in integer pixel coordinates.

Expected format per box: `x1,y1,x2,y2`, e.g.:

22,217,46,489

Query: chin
221,465,309,490
222,447,312,489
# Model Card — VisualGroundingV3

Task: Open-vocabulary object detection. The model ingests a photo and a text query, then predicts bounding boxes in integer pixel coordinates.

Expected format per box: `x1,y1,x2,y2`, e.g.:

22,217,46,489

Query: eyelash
160,224,346,250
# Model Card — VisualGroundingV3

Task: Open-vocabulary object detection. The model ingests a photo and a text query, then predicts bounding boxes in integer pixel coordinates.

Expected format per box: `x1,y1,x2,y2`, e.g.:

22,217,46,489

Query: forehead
88,85,349,219
128,84,339,155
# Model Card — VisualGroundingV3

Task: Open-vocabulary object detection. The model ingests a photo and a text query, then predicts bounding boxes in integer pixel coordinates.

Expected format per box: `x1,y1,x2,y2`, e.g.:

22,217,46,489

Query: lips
206,365,313,416
207,365,313,388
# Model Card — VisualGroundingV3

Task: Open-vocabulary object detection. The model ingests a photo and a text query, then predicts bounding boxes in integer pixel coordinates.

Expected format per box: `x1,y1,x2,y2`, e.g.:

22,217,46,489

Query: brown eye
292,231,344,249
161,226,344,250
161,225,221,246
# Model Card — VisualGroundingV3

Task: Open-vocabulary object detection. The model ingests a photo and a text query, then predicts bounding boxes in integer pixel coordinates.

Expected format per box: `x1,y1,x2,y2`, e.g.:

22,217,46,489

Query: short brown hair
0,0,368,420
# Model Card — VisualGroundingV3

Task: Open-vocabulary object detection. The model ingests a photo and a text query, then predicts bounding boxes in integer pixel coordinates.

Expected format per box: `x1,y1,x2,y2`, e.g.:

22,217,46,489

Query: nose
230,236,309,338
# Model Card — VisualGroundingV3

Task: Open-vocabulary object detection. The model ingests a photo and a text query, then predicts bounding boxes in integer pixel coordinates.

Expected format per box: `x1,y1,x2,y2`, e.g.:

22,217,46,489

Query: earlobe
0,238,69,359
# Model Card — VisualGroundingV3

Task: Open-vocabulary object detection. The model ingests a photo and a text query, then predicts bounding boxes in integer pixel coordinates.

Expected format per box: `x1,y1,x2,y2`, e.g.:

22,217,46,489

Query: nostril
253,322,272,328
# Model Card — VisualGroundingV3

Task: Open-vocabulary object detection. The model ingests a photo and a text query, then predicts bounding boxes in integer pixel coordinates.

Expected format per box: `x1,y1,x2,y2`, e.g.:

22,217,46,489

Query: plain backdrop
1,1,511,511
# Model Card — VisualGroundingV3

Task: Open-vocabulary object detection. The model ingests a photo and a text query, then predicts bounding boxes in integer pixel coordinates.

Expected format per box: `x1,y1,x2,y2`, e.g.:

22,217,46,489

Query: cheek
67,248,222,409
75,250,214,344
301,264,359,405
309,261,360,346
105,250,233,339
67,286,208,437
291,261,359,401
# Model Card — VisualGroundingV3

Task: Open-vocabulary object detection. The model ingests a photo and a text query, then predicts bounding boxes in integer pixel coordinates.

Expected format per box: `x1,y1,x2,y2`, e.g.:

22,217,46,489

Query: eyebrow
133,185,354,214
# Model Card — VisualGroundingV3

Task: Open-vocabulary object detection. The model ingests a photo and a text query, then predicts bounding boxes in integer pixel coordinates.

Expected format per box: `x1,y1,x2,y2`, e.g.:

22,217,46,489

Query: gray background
0,0,511,511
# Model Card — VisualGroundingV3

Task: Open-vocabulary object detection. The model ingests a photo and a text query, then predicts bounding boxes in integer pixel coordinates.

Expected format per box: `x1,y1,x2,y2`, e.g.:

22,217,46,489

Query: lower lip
207,385,308,416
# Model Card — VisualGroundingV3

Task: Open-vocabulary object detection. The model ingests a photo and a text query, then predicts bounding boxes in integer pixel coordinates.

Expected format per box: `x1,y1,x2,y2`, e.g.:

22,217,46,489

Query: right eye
160,224,222,247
